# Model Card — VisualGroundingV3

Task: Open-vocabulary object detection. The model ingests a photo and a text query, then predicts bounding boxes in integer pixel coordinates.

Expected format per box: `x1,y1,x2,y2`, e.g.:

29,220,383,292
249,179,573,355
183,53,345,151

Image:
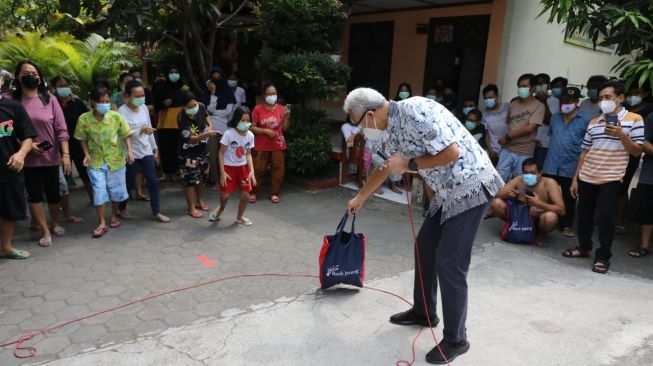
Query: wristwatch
408,158,418,171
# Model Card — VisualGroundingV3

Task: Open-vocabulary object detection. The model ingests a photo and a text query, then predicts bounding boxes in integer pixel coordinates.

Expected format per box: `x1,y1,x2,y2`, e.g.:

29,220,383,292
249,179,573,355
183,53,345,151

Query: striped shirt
579,109,645,185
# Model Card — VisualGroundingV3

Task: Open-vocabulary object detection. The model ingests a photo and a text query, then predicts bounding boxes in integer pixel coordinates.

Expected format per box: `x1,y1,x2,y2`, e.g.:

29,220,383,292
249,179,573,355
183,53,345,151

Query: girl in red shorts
209,106,256,225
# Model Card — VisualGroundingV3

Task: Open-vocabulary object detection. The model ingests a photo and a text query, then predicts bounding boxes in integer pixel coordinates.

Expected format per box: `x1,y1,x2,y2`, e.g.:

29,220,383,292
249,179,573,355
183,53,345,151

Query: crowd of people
0,61,292,259
342,73,652,275
1,59,652,275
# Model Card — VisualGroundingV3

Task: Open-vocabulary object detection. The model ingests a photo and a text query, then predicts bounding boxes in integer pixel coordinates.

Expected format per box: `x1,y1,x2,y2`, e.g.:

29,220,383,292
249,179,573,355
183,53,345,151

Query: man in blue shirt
542,87,591,237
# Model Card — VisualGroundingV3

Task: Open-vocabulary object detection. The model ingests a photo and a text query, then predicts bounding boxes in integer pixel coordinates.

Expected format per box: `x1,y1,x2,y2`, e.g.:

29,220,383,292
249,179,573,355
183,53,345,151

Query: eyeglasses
351,109,374,126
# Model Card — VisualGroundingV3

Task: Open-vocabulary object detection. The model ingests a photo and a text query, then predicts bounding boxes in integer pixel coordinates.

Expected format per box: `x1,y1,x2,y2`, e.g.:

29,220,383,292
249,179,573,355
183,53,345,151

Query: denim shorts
87,164,128,206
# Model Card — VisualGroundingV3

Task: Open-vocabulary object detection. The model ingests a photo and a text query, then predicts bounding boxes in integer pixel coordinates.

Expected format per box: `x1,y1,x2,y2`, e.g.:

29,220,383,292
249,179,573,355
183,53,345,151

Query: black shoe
389,309,439,328
426,340,470,364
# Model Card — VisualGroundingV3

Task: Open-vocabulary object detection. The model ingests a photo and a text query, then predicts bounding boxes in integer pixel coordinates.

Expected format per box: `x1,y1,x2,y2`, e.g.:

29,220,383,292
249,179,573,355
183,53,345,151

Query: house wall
496,0,623,101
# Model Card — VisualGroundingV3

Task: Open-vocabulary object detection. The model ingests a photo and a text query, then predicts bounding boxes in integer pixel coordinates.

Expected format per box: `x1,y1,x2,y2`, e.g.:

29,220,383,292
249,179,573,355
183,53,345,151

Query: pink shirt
11,94,68,167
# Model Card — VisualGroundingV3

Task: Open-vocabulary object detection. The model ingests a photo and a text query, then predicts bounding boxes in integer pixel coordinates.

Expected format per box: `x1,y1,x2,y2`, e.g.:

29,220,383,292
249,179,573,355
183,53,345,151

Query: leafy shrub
285,107,332,176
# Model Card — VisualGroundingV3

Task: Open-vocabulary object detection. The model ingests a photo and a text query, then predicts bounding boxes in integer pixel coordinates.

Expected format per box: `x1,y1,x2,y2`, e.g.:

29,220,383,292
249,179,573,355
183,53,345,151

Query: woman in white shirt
118,80,170,222
206,66,236,188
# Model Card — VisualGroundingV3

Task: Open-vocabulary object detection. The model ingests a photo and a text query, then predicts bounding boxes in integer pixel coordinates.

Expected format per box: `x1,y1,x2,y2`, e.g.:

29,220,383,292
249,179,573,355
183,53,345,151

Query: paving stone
17,314,56,331
98,331,135,347
134,320,167,336
0,310,33,325
44,288,74,302
32,301,66,316
163,310,196,327
105,315,138,332
55,304,91,322
68,324,107,344
136,304,168,321
58,342,96,358
9,295,44,311
87,297,122,311
98,285,125,297
196,302,222,317
0,324,19,343
65,292,97,306
32,335,71,356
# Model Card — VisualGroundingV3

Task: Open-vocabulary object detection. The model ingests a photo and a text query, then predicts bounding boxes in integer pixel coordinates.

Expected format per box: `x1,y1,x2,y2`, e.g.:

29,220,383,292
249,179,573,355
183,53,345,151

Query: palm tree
0,31,137,99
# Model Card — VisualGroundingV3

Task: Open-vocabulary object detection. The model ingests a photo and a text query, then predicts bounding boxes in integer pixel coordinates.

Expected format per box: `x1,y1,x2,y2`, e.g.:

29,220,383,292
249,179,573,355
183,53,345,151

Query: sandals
237,217,253,226
629,247,650,258
188,211,204,219
109,220,121,228
64,216,85,224
154,214,171,223
38,236,53,248
51,225,65,236
270,195,280,204
561,227,575,238
136,195,150,201
0,250,30,259
615,225,626,235
195,203,210,212
117,211,132,220
562,247,591,258
248,194,257,204
93,226,108,238
209,209,222,222
592,259,610,274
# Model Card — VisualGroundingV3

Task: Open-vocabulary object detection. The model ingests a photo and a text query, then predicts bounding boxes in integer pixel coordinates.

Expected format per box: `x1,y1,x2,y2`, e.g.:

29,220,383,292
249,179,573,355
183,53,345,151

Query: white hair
343,87,386,121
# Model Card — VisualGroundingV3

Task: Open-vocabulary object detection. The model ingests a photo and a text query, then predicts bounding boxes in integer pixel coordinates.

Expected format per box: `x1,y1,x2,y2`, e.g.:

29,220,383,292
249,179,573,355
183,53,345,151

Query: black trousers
157,129,179,175
544,174,576,228
577,180,621,261
413,201,489,343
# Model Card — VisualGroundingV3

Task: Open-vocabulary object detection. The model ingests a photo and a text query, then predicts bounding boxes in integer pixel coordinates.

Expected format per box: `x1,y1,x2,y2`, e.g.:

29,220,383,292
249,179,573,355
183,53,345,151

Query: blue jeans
125,155,161,215
496,149,531,183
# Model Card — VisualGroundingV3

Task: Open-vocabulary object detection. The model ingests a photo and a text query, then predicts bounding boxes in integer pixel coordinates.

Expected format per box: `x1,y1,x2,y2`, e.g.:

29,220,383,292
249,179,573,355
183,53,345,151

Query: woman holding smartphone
10,61,70,248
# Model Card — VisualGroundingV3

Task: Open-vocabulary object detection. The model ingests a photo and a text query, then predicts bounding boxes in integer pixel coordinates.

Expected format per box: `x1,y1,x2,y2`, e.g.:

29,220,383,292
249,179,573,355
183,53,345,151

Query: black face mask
21,75,40,89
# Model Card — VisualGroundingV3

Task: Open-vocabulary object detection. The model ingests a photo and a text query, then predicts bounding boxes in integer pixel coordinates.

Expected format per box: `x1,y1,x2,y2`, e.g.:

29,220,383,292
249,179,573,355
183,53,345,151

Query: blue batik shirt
542,111,591,178
386,98,504,223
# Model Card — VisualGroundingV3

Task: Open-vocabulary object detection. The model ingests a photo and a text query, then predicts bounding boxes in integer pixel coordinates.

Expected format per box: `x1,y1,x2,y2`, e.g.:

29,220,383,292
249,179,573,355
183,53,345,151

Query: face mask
426,95,437,101
587,89,598,100
523,173,538,186
56,87,72,97
185,105,199,116
362,115,383,141
265,95,277,105
398,91,410,100
21,75,40,89
131,97,146,107
535,85,543,94
600,100,617,114
462,106,474,115
551,88,562,97
517,87,531,99
134,78,143,83
168,73,180,82
237,121,251,132
484,98,496,109
626,95,642,106
227,80,238,88
464,121,477,131
560,103,576,114
95,103,111,115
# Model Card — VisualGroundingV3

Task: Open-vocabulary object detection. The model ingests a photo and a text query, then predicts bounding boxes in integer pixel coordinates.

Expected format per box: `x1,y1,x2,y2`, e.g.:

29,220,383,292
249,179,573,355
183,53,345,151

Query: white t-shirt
220,128,254,167
118,104,157,159
234,87,246,108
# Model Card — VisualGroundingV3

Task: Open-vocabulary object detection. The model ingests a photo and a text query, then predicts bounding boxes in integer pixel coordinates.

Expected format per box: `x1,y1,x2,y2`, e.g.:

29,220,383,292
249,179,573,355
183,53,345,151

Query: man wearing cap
542,87,591,237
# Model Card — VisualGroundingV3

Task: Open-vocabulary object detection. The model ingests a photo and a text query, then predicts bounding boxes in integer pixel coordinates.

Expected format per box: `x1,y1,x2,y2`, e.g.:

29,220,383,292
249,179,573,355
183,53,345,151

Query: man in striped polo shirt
563,80,644,274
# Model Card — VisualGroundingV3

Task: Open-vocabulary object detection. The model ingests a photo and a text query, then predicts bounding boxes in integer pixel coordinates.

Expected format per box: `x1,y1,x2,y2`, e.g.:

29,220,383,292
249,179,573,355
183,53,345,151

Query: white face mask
362,114,383,141
600,100,617,114
560,103,576,114
626,95,642,106
265,95,277,105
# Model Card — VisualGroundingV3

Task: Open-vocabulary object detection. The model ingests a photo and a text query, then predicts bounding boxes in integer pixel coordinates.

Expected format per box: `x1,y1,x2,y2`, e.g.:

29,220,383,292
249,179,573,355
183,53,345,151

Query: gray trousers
412,201,489,343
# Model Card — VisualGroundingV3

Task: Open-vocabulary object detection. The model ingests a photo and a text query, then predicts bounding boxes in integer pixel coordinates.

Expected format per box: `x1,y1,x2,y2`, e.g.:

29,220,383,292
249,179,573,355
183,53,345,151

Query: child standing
210,106,256,225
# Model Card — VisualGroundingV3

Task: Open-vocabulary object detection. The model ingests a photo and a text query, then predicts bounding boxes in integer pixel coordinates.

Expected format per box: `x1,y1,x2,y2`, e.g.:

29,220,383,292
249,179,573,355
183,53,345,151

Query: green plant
0,32,137,98
284,107,332,176
539,0,653,90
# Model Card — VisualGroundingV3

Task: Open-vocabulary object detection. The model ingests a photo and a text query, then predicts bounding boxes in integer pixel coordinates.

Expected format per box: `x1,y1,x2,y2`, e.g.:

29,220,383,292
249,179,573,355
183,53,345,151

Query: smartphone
606,114,619,126
524,189,535,197
37,141,53,151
